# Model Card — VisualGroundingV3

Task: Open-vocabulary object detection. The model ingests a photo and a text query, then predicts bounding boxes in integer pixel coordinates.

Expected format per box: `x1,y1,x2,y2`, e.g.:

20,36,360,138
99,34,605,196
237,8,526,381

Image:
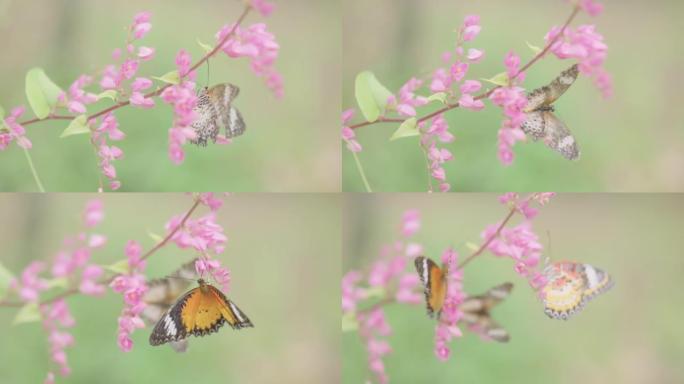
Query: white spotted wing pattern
521,64,580,160
191,83,246,146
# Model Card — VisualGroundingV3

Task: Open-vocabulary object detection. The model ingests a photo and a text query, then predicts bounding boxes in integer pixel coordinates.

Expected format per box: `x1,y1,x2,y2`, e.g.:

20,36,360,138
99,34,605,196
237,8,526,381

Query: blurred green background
343,193,684,383
0,193,340,383
0,0,340,192
343,0,684,192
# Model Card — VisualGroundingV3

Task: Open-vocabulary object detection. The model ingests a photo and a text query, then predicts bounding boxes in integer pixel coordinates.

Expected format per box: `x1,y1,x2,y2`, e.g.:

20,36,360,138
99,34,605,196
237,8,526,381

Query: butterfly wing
208,83,246,139
207,285,254,329
542,261,612,320
149,288,199,346
524,64,579,112
414,256,447,318
521,111,545,140
191,87,220,146
541,111,580,160
460,282,513,343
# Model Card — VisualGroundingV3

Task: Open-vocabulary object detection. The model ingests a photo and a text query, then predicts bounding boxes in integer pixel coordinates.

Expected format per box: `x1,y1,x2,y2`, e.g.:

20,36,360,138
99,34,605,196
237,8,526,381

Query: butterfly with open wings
541,260,614,320
191,83,246,146
147,259,253,348
521,64,580,160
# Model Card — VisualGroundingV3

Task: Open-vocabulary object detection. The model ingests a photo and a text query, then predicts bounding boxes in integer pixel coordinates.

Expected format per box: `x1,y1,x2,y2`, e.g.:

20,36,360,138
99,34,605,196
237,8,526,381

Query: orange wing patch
542,261,613,320
149,279,253,346
414,256,447,319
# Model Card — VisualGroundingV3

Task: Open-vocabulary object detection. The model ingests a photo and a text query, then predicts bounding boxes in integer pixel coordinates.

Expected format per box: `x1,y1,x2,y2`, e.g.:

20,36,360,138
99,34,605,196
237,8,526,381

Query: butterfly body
149,277,253,347
542,261,613,320
191,83,246,146
521,64,580,160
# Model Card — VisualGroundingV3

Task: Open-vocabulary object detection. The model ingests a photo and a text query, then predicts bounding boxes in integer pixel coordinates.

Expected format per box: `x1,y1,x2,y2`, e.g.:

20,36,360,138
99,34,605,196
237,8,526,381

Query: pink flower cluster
482,193,556,294
93,114,125,190
429,15,483,95
166,212,228,255
40,299,75,380
197,192,225,212
218,23,283,98
160,50,199,165
64,75,98,114
577,0,604,17
109,240,148,352
420,114,454,192
0,106,31,150
546,24,612,97
10,261,49,301
341,109,362,153
433,248,465,361
358,308,392,384
341,270,367,313
388,78,428,117
489,52,528,165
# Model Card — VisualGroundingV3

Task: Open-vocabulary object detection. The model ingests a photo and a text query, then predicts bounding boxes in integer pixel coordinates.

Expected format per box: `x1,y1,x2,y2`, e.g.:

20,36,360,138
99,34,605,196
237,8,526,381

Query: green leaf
427,92,447,104
197,39,214,54
526,41,543,55
147,231,164,244
354,71,393,122
13,302,41,325
390,117,419,141
25,68,64,119
341,311,359,332
45,277,68,290
481,72,510,87
465,242,480,252
0,262,15,299
153,70,180,85
104,259,130,275
97,90,118,102
59,115,89,138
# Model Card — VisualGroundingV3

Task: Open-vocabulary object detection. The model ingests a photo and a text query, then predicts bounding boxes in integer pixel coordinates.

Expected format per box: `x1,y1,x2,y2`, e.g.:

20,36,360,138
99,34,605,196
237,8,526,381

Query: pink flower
2,106,32,150
359,308,392,384
197,193,224,211
461,15,481,42
458,94,484,111
161,54,199,164
342,127,362,153
111,240,147,352
195,257,231,293
217,23,283,98
395,274,421,304
175,49,192,77
466,48,484,63
546,24,611,97
578,0,604,17
83,200,104,227
342,270,366,313
41,299,75,377
388,78,428,117
131,77,152,91
137,46,155,61
130,92,155,108
66,75,97,114
251,0,275,17
166,213,227,255
401,210,421,237
132,11,152,40
79,265,105,296
120,59,139,80
433,248,465,361
11,261,49,301
489,61,528,166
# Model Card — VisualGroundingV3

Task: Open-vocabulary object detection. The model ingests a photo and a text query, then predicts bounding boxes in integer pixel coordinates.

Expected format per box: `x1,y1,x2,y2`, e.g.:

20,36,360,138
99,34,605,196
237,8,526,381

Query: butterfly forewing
460,282,513,343
190,83,246,146
414,256,447,318
522,64,580,160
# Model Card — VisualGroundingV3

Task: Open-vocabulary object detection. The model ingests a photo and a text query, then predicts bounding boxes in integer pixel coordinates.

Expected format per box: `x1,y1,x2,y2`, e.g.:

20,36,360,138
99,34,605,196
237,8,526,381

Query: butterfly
414,256,449,318
191,83,246,146
142,259,198,352
459,282,513,343
541,260,613,320
149,271,253,347
521,64,580,160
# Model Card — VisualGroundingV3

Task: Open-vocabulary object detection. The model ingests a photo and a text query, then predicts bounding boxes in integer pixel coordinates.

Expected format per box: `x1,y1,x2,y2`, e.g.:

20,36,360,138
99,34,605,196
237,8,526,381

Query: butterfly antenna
164,275,195,282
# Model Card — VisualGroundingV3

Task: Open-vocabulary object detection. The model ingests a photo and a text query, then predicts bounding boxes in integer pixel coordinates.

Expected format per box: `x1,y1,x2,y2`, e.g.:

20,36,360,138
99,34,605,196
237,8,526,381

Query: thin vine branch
0,197,203,308
17,6,252,127
348,5,581,131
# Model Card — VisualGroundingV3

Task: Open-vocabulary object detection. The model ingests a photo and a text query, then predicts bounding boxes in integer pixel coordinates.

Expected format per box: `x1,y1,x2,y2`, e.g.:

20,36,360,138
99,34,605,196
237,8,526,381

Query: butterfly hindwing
542,261,613,320
414,256,447,318
542,111,580,160
191,83,245,145
191,88,220,146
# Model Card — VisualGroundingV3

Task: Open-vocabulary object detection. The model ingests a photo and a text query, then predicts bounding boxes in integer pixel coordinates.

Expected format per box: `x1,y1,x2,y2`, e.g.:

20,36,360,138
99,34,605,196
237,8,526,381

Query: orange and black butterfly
521,64,580,160
148,260,253,347
414,256,512,342
142,259,197,352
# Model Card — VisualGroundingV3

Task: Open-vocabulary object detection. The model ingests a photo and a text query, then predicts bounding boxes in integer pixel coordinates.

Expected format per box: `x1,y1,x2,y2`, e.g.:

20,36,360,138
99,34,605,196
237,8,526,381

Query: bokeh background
343,0,684,192
0,0,340,192
343,193,684,383
0,193,341,383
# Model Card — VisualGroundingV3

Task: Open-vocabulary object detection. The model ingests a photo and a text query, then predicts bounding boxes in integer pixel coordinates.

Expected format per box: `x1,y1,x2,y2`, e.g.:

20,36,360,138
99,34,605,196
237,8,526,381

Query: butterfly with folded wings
521,64,581,160
191,83,246,146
